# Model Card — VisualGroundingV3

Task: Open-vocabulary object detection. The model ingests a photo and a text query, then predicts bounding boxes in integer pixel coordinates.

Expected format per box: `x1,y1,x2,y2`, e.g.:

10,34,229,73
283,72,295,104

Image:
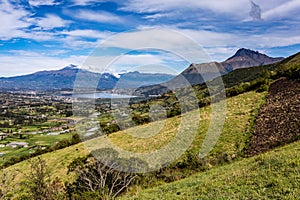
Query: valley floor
1,78,299,199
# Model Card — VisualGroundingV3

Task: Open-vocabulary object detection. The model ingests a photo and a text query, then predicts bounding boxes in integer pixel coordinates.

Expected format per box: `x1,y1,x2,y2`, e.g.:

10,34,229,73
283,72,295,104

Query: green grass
19,126,40,132
0,91,266,198
27,133,71,146
120,140,300,200
0,133,73,166
1,143,89,199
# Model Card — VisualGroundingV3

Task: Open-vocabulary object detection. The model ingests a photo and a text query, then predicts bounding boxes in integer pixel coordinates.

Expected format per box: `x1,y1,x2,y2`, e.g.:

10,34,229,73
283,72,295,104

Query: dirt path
246,78,300,156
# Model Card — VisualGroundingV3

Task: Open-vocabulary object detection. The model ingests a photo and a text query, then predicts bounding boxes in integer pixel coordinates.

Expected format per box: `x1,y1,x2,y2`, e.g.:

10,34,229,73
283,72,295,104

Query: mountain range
0,48,284,92
0,65,174,92
133,48,284,96
172,48,284,86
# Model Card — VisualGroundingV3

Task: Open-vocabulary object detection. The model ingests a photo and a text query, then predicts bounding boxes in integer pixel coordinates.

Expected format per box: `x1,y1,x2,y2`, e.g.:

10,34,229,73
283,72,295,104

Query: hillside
120,63,300,199
121,140,300,200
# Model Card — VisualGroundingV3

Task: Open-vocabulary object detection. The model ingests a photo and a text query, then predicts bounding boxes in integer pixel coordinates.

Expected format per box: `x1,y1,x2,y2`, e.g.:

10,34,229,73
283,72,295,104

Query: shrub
66,148,143,199
21,157,65,200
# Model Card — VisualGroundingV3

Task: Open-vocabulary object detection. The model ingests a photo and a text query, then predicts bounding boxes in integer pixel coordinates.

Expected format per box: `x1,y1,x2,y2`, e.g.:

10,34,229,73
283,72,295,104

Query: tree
67,148,147,199
22,157,64,200
0,169,16,199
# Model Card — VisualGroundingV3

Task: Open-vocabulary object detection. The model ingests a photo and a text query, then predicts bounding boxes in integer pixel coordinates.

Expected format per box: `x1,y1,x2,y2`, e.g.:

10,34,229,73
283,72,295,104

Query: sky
1,0,300,77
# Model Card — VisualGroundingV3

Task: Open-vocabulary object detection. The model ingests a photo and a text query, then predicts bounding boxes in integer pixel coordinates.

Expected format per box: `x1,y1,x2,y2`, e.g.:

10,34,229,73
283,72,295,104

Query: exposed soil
246,78,300,156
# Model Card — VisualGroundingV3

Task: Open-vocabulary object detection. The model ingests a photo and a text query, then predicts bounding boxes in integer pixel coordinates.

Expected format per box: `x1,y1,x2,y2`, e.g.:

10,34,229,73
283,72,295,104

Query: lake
62,92,137,99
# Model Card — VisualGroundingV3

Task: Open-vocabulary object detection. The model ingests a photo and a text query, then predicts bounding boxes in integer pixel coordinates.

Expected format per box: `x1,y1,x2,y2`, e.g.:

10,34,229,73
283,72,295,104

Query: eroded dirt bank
246,78,300,156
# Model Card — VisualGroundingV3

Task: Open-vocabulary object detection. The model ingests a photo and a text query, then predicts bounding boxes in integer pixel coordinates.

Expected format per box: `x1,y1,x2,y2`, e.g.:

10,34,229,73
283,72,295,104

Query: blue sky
1,0,300,77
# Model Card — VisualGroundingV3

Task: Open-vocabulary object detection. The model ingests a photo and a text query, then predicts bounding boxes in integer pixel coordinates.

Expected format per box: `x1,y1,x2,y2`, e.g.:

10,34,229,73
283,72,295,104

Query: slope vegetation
121,140,300,200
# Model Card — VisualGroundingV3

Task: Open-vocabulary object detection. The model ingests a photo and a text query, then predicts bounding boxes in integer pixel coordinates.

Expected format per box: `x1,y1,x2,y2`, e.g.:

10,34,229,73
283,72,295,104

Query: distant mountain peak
235,48,259,56
62,64,79,70
176,48,285,86
227,48,265,60
225,48,284,67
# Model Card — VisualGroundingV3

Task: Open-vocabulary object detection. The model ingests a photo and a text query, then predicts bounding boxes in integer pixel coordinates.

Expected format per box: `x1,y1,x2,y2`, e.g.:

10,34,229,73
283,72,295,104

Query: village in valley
0,90,162,166
0,92,76,166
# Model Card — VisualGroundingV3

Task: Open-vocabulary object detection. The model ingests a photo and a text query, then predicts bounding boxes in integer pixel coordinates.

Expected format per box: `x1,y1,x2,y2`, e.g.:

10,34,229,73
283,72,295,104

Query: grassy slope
1,91,265,198
121,140,300,200
108,91,265,158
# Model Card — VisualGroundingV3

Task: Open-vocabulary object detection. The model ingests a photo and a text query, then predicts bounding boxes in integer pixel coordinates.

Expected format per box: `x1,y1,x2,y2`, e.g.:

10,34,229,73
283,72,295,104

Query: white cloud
180,29,237,47
121,0,300,22
0,0,31,40
70,0,107,6
205,47,237,61
1,0,300,78
67,9,123,23
0,53,87,77
100,29,208,61
0,1,71,40
262,0,300,20
181,29,300,60
60,29,113,39
113,54,166,66
61,36,101,49
82,53,183,75
95,28,300,62
121,0,249,15
57,29,116,49
170,27,300,50
21,31,59,41
28,0,61,7
8,50,42,57
9,49,70,56
143,13,171,20
36,14,71,30
111,53,185,74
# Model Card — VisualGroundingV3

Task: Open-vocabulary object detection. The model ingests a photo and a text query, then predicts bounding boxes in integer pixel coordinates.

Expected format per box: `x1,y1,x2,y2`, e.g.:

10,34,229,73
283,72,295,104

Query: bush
66,148,143,199
22,157,65,200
